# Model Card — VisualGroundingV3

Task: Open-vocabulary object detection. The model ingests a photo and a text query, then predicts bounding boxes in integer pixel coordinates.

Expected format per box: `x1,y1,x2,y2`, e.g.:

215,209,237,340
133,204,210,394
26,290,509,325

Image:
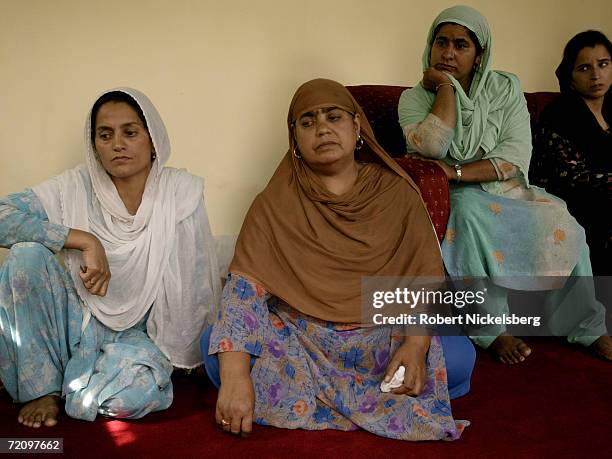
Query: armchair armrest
395,156,449,242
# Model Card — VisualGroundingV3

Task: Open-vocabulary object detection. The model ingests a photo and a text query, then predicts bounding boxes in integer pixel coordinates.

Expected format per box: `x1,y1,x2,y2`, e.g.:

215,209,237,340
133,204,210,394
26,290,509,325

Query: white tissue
380,365,405,393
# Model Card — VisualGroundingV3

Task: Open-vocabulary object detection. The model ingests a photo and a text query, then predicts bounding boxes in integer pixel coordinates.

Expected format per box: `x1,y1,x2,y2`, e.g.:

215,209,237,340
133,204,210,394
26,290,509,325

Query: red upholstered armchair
346,85,559,243
347,85,450,242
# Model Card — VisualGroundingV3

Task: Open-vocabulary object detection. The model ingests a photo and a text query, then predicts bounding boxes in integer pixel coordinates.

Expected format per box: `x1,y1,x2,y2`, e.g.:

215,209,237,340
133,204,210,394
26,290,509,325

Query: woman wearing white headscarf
398,5,610,363
0,88,221,427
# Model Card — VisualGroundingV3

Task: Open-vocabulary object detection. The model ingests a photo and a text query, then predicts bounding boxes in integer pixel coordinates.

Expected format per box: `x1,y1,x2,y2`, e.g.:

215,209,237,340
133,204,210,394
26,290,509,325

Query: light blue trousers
0,242,173,421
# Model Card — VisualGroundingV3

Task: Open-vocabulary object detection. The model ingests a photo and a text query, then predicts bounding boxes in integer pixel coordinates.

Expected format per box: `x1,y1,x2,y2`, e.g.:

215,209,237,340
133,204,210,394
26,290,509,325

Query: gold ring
221,419,230,426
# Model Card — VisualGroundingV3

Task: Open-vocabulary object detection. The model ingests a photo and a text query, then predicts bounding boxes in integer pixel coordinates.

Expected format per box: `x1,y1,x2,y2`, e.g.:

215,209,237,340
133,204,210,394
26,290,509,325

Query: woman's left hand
383,335,431,396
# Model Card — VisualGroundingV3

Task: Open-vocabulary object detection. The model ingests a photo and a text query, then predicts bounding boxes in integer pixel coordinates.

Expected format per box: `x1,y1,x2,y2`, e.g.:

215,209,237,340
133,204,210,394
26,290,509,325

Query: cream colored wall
1,0,611,260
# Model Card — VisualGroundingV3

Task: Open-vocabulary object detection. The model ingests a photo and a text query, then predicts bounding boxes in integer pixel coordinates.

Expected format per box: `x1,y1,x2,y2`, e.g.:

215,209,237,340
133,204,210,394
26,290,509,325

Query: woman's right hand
64,229,110,296
217,351,255,437
422,67,452,93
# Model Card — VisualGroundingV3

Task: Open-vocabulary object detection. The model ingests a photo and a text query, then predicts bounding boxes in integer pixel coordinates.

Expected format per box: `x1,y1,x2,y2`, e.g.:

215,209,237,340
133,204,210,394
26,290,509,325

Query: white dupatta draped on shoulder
33,87,221,368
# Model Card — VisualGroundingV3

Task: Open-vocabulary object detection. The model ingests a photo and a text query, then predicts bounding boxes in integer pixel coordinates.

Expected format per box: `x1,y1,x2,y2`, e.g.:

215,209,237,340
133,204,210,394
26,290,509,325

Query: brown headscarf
230,79,443,323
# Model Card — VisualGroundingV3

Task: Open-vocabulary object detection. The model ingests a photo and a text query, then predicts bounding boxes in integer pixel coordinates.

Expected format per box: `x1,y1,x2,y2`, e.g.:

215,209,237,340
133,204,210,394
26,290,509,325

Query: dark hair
90,91,148,144
432,22,484,58
555,30,612,94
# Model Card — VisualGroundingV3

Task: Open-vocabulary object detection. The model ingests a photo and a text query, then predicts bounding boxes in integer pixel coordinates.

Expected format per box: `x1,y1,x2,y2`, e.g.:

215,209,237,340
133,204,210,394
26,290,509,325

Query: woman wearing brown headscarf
200,79,474,440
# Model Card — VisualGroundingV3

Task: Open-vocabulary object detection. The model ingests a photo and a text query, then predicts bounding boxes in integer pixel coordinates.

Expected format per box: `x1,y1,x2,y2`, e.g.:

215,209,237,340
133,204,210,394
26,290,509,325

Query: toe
44,417,58,427
18,407,31,421
512,348,525,363
519,344,532,358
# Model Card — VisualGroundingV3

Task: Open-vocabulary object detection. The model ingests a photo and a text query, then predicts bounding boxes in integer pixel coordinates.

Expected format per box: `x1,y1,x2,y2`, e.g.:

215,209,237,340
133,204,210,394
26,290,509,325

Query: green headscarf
398,5,532,193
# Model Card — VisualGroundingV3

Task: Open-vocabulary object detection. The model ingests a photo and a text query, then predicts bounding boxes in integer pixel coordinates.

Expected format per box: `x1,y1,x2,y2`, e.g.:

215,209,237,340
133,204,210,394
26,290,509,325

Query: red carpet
1,338,610,458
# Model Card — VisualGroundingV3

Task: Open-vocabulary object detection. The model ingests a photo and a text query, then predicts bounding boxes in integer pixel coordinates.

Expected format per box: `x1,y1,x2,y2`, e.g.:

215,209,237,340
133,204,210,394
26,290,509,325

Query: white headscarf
33,87,221,368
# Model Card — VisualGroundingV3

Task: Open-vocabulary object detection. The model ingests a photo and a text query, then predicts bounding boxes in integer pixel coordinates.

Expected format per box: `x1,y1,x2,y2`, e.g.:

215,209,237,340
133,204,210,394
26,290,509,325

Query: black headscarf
542,30,612,169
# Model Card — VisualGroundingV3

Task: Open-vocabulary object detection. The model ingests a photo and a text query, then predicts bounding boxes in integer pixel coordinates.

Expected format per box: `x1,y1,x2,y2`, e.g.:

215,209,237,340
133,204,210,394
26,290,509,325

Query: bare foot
589,336,612,361
17,394,60,428
489,334,532,364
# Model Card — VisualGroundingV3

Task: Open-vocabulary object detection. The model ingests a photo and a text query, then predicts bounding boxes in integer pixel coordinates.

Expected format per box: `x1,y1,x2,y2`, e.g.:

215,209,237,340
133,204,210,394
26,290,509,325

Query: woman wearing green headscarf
398,5,611,363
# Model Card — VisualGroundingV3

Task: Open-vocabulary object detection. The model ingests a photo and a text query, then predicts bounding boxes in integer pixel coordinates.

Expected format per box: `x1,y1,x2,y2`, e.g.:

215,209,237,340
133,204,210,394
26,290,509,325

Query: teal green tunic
398,5,607,347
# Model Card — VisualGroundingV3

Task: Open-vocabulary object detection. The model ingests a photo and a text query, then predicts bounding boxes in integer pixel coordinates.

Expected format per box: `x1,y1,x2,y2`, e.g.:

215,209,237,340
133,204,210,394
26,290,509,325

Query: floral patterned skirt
205,274,470,441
